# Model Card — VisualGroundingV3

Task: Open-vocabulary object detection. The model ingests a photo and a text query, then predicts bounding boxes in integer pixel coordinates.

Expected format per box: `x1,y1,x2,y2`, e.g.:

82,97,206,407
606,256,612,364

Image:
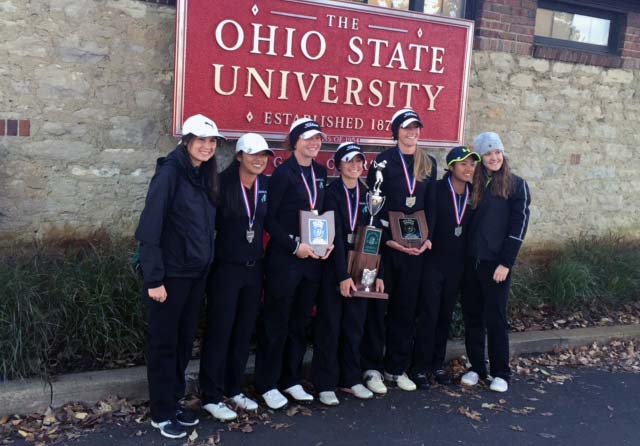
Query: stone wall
1,0,638,247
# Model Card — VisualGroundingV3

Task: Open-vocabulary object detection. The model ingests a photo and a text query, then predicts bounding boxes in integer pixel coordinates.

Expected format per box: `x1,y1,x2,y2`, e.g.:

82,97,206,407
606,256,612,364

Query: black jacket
324,177,384,283
427,175,474,267
215,161,268,263
265,154,327,254
135,145,216,288
366,147,437,242
468,174,531,268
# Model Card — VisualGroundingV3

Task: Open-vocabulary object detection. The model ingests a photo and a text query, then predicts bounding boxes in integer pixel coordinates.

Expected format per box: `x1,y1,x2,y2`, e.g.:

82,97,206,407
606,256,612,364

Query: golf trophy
347,161,389,299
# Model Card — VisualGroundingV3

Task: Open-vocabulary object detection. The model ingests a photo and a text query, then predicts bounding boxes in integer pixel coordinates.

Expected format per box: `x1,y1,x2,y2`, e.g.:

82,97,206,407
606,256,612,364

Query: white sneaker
231,393,258,411
203,402,237,422
341,383,374,400
490,377,509,393
262,389,288,410
384,372,417,391
319,391,340,406
284,384,314,402
461,371,480,387
363,370,387,395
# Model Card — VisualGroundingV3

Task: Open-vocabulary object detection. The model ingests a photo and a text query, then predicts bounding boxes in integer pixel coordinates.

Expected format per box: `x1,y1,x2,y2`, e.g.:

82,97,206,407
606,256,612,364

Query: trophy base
351,290,389,300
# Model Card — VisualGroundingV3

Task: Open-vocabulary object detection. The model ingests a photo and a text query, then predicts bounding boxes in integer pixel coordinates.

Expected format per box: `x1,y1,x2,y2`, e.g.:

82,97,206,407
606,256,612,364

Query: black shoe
176,408,199,426
434,369,452,385
412,373,430,390
151,419,187,439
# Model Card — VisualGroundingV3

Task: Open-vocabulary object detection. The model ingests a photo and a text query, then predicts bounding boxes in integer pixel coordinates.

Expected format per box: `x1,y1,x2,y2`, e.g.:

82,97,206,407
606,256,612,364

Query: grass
1,234,638,380
0,237,145,381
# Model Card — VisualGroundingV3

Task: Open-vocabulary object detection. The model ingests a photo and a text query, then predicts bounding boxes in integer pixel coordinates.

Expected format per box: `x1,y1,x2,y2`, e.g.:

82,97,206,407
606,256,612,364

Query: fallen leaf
458,406,482,421
510,425,525,432
188,429,198,442
241,424,254,433
74,412,89,421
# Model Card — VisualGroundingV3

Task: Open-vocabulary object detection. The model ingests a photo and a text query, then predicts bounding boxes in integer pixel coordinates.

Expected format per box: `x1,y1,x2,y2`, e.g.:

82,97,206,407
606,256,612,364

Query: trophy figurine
346,160,388,299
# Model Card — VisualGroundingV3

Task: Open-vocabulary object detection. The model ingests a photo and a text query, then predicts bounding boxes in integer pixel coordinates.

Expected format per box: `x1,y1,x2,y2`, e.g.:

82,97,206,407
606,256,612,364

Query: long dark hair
181,135,220,205
471,157,513,209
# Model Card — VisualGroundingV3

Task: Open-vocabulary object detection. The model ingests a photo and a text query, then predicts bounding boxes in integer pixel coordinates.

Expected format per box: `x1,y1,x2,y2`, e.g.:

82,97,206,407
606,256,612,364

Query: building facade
1,0,639,247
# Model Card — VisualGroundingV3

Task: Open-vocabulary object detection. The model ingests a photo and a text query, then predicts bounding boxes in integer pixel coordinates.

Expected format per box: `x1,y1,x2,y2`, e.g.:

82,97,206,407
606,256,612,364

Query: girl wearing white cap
362,108,437,393
460,132,531,393
254,118,333,409
312,143,383,406
199,133,274,421
135,114,223,439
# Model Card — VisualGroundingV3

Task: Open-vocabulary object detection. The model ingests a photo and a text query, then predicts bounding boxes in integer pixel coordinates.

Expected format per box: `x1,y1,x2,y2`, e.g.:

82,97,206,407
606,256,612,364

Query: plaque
300,210,335,257
388,210,429,249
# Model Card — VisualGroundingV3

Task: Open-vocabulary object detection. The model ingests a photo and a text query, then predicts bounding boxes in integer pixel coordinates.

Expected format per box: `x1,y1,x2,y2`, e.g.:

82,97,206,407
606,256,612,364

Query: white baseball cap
182,114,226,139
236,133,274,156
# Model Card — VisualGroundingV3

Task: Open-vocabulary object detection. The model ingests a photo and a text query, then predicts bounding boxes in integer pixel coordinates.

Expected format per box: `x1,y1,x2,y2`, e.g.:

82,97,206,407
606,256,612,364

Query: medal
343,182,360,237
447,176,469,237
240,176,259,244
347,233,355,244
300,166,318,211
398,148,416,209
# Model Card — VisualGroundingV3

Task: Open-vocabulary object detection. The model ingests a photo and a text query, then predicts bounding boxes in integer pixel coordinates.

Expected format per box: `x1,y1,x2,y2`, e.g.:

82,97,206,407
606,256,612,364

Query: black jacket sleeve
499,177,531,268
265,167,298,254
134,164,178,288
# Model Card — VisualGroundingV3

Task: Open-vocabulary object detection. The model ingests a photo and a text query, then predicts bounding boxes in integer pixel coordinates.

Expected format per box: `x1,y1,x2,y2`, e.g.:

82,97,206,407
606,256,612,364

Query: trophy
346,161,388,299
300,210,335,257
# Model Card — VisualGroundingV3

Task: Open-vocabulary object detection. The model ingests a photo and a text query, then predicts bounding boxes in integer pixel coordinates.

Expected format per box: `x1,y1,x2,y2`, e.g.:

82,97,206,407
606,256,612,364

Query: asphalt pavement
64,367,640,446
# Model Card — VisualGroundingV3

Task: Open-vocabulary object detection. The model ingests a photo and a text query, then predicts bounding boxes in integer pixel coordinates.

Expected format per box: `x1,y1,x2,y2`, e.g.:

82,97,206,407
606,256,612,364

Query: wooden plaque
300,210,335,257
388,210,429,249
346,226,388,300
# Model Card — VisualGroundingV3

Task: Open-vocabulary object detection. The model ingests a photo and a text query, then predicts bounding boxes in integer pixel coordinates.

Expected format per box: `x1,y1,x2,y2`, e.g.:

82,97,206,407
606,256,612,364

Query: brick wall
474,0,536,55
0,119,30,137
475,0,640,68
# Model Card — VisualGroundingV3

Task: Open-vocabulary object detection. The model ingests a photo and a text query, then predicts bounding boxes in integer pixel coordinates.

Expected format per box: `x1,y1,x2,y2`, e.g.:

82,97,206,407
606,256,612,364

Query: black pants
384,249,424,375
199,261,262,404
254,250,321,393
412,265,463,373
312,267,368,391
360,298,387,373
460,259,511,381
145,277,206,422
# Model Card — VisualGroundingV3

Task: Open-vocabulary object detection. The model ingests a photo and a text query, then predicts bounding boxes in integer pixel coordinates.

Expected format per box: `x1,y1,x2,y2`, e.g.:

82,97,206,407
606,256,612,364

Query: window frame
534,0,622,55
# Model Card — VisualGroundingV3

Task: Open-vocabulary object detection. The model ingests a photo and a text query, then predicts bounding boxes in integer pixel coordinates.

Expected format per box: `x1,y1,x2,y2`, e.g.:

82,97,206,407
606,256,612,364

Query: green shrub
0,239,145,381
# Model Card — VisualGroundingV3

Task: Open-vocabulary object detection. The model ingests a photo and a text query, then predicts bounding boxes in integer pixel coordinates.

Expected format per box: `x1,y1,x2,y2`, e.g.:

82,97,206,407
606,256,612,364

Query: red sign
174,0,474,148
263,149,378,176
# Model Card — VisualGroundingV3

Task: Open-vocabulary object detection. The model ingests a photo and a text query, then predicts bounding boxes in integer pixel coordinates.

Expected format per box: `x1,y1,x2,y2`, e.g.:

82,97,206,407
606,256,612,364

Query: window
347,0,471,18
534,1,620,54
422,0,467,18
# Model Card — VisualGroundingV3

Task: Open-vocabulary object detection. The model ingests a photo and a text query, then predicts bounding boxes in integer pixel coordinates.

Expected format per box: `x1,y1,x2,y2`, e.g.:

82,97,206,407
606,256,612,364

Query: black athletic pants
145,277,206,422
384,249,424,375
460,259,511,381
199,261,262,404
254,251,321,394
412,265,463,374
312,267,368,391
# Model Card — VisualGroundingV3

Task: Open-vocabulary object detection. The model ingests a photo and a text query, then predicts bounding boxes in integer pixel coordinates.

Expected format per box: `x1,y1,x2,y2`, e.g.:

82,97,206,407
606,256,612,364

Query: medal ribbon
300,167,318,210
447,176,469,226
342,182,360,233
397,148,416,196
240,176,259,229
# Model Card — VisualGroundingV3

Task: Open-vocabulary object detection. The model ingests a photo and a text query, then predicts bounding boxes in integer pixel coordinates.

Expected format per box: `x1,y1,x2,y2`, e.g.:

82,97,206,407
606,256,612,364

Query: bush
0,238,145,381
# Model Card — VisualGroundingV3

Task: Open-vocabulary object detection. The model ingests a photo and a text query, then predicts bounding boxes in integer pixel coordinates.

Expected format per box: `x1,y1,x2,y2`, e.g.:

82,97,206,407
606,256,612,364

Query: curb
1,324,639,417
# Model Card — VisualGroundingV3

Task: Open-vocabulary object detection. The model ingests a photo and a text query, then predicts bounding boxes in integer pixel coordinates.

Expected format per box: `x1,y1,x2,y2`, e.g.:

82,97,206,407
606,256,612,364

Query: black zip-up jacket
468,174,531,268
324,177,385,282
366,147,437,242
427,175,474,267
265,154,327,254
215,161,268,263
135,145,216,288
